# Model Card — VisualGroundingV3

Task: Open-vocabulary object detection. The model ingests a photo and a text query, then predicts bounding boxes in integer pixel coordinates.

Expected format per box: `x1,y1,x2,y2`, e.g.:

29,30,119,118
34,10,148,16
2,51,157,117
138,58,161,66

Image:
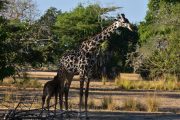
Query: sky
34,0,149,23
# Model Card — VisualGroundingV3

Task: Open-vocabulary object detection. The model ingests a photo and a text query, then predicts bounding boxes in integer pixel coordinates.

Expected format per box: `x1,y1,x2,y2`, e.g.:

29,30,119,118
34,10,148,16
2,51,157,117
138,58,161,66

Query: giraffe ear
120,14,127,22
120,14,125,18
117,14,121,19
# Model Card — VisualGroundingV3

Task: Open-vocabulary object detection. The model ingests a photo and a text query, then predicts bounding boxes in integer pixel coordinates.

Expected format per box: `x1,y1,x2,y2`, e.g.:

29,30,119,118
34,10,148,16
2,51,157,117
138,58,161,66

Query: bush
102,75,108,85
107,102,118,111
101,96,113,109
122,97,145,111
88,98,96,109
3,94,13,102
28,79,42,88
115,75,135,90
145,94,160,112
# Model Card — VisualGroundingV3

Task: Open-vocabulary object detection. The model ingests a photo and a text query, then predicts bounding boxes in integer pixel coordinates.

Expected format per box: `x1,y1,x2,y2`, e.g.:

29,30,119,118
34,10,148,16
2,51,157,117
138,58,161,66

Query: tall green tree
0,1,56,81
55,4,119,51
27,7,62,64
138,0,180,79
0,1,25,81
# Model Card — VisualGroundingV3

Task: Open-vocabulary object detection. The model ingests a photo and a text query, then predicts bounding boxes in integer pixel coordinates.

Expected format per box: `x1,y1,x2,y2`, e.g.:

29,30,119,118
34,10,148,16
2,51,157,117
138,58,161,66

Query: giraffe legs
78,75,90,119
64,82,71,110
85,78,90,119
54,93,58,115
79,77,84,117
46,95,51,113
59,85,64,111
64,75,73,110
41,95,46,110
64,83,69,110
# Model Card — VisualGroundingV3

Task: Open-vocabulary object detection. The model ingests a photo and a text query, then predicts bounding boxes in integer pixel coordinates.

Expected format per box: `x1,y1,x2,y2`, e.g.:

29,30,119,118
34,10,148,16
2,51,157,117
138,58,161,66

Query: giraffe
42,75,59,114
58,14,133,118
42,67,66,114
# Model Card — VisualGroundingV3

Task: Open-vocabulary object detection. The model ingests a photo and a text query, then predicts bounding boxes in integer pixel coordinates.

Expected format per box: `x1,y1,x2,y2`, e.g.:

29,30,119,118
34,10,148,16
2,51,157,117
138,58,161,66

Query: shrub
68,100,73,109
122,97,145,111
115,78,134,90
22,72,30,82
88,98,96,109
28,79,42,88
107,102,118,111
145,94,160,112
102,75,108,85
101,96,113,109
3,94,13,102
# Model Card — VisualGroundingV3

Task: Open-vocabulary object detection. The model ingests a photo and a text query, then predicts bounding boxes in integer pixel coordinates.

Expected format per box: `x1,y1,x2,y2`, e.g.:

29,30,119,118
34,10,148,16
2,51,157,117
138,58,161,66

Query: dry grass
115,74,180,90
101,96,112,109
14,79,42,89
3,93,13,102
122,95,160,112
145,94,160,112
122,97,145,111
88,98,96,109
102,75,108,85
30,103,42,109
100,96,119,110
107,101,119,111
0,71,179,113
1,78,42,89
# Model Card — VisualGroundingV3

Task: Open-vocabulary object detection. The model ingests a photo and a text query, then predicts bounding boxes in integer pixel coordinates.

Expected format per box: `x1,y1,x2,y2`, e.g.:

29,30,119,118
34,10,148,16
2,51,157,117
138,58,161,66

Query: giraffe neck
97,22,118,42
80,22,119,53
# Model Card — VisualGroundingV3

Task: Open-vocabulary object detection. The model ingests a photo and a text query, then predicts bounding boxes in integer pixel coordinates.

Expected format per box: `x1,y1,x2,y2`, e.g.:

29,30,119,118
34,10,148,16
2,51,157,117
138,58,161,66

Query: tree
0,2,57,82
0,1,24,81
31,7,62,64
55,4,119,51
1,0,39,23
137,0,180,79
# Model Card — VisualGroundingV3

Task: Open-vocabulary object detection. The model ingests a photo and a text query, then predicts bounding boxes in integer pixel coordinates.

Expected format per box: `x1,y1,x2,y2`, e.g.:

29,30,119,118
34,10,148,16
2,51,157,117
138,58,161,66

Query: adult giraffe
58,14,133,118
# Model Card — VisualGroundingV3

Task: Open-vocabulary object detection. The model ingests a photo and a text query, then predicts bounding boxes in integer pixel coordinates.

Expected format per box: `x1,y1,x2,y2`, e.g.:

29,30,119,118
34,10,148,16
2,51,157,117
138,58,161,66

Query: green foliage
0,3,60,81
38,7,61,27
0,0,7,10
55,4,112,50
0,19,25,81
0,66,15,81
138,0,180,79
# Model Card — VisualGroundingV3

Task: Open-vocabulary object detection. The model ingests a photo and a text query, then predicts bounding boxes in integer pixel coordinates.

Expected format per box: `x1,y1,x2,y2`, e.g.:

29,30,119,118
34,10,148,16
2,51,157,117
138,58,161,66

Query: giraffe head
114,14,133,31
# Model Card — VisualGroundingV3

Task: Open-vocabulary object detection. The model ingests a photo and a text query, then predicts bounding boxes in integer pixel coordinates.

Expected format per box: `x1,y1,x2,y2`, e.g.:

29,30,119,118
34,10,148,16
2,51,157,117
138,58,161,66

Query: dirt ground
87,111,180,120
0,71,180,120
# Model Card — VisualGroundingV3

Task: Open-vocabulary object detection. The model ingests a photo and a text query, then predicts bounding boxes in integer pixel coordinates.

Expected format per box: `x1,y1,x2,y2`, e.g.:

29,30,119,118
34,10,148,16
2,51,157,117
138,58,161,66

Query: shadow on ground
87,111,180,120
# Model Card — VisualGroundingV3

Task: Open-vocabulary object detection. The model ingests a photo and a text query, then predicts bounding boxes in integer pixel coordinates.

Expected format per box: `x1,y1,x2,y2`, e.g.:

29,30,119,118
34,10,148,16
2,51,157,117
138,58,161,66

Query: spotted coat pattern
57,14,133,117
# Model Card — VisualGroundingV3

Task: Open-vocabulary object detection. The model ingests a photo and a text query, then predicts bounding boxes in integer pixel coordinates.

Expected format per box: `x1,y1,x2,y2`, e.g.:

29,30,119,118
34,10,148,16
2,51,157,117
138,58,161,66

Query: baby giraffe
42,75,60,114
42,68,66,114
